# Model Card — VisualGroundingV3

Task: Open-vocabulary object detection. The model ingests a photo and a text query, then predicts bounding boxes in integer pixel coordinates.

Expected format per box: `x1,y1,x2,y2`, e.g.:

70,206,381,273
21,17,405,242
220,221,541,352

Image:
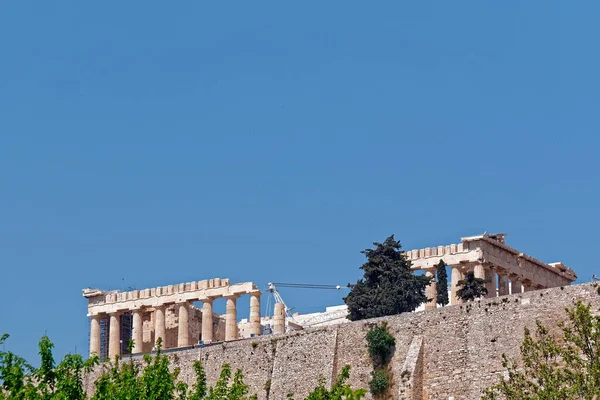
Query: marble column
498,273,510,296
225,296,238,341
485,267,497,298
89,315,101,357
132,309,144,354
523,282,534,292
177,302,190,347
108,312,121,358
451,267,463,305
249,290,262,337
273,303,285,335
201,298,214,343
425,269,437,310
474,263,486,280
511,277,523,294
154,305,166,349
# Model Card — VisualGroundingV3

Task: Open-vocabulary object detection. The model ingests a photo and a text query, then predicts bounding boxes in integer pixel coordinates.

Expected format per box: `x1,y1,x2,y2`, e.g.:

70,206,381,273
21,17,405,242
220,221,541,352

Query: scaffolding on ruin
99,317,109,360
120,312,133,355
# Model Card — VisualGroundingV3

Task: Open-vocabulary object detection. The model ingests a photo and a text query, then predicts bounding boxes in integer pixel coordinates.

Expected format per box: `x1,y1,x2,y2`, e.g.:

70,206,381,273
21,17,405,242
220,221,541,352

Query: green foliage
0,333,258,400
0,334,366,400
188,361,207,400
456,270,487,301
367,370,388,396
344,235,431,320
263,378,271,394
483,301,600,399
365,323,395,367
290,365,366,400
0,334,97,400
364,324,394,398
435,259,449,306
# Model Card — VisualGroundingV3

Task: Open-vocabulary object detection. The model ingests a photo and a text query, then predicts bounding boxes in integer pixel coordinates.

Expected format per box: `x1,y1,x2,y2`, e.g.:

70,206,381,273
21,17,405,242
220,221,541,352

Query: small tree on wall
483,301,600,399
456,271,487,301
343,235,431,321
436,260,449,307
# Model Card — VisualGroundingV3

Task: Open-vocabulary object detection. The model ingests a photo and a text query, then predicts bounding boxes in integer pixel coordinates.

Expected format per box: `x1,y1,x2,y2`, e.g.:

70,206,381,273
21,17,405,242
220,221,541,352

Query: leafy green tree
0,334,97,400
0,333,35,400
344,235,431,320
188,361,207,400
456,270,487,301
483,301,600,399
1,332,365,400
435,260,449,306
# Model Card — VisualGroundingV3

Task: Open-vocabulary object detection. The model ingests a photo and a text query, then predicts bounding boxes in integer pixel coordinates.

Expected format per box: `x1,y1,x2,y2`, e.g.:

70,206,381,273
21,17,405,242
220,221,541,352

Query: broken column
474,263,486,280
201,298,214,343
177,302,190,347
225,295,238,341
511,276,523,294
273,303,285,335
108,312,121,358
425,269,437,310
132,309,143,354
89,315,101,357
249,290,262,337
154,305,166,348
450,267,463,305
498,273,510,296
485,267,496,298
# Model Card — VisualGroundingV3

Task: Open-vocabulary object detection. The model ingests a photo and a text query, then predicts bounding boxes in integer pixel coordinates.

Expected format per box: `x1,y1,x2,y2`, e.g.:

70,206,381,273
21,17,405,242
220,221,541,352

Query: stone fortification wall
85,283,600,399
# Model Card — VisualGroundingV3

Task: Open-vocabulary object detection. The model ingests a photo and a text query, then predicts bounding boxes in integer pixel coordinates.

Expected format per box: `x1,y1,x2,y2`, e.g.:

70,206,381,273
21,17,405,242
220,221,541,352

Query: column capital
109,310,123,316
224,294,240,300
201,297,215,304
249,289,262,296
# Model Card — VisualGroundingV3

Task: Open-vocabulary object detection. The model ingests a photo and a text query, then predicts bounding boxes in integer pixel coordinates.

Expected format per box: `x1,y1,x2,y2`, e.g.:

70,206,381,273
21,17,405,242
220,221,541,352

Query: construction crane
265,282,344,330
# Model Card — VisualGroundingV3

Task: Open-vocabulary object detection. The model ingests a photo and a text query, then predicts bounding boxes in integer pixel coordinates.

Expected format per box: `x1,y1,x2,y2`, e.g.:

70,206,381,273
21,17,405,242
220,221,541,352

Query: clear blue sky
1,2,599,364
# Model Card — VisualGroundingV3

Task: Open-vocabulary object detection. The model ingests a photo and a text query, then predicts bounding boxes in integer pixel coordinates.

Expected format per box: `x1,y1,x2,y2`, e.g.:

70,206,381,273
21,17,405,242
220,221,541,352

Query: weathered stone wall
85,282,600,399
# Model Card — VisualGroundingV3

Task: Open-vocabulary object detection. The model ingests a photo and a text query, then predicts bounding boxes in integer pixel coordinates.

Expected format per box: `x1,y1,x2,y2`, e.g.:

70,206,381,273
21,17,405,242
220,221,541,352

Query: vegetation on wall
365,323,395,397
435,259,449,307
456,270,487,301
344,235,431,321
289,366,366,400
0,335,366,400
483,301,600,400
365,322,395,368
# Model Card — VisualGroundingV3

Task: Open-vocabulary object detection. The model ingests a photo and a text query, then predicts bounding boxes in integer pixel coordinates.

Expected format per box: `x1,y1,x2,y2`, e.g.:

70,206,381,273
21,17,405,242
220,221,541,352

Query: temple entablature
83,278,258,316
405,233,577,309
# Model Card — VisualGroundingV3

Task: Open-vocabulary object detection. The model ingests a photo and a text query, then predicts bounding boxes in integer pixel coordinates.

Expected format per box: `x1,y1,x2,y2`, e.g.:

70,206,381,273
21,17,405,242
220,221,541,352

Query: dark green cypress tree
456,271,488,301
343,235,431,321
436,259,449,306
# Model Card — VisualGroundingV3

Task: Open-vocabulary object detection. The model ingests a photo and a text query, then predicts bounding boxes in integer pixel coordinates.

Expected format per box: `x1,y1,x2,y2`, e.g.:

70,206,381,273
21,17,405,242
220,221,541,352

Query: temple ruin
407,233,577,309
83,278,262,358
83,232,577,359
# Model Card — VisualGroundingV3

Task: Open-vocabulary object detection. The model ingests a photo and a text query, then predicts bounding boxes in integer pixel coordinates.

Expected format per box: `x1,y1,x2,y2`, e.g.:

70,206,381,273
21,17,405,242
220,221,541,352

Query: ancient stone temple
82,279,261,358
406,233,577,309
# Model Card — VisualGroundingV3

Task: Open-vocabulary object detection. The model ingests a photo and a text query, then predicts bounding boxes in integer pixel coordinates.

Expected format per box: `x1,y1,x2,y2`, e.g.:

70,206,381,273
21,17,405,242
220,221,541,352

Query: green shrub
368,370,388,396
365,322,395,366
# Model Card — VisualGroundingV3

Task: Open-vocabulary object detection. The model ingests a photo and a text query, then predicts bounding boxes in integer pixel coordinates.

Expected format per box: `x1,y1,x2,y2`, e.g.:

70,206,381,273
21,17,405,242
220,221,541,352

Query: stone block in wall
269,329,338,399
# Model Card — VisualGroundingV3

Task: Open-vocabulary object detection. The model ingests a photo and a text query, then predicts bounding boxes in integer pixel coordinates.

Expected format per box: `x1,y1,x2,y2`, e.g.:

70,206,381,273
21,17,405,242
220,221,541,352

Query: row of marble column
90,291,262,358
424,264,543,310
